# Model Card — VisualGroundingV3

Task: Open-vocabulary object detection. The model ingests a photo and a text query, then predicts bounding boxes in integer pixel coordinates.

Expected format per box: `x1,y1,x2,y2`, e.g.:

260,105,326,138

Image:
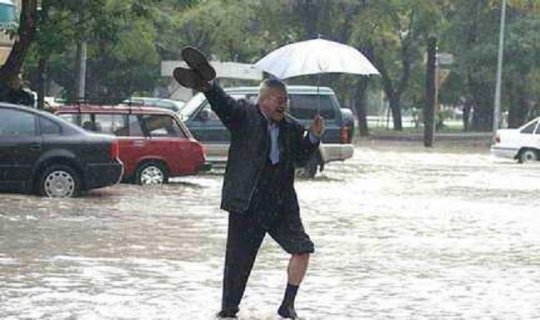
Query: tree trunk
469,80,493,131
471,107,492,131
463,99,472,131
507,84,529,128
424,37,437,147
36,58,46,109
354,78,369,136
369,47,404,131
471,91,493,132
388,92,403,131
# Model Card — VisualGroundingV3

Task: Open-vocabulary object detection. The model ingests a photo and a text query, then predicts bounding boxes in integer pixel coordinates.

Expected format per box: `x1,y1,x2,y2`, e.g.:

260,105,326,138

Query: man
3,74,35,107
174,47,324,319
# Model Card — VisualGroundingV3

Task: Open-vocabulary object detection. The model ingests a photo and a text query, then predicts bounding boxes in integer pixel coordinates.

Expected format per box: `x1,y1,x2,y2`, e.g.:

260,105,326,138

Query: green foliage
440,0,539,130
159,0,288,63
23,0,163,101
8,0,536,124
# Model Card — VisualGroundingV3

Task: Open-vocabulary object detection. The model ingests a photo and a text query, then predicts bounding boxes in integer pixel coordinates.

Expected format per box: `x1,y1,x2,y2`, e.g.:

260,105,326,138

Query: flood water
1,143,540,320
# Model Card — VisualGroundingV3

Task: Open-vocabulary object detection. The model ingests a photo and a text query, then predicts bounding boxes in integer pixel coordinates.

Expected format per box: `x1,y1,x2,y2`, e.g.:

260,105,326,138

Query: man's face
259,88,288,122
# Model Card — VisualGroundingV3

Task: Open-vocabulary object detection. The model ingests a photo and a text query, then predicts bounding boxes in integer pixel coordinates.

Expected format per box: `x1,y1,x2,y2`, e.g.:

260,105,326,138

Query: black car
0,103,123,197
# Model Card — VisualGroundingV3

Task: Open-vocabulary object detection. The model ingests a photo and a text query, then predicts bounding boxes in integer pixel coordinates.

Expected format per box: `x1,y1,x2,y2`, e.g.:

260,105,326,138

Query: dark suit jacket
204,83,319,213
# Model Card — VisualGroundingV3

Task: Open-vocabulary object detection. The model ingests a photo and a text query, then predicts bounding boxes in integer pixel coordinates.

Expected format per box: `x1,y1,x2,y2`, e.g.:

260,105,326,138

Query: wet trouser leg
221,212,265,313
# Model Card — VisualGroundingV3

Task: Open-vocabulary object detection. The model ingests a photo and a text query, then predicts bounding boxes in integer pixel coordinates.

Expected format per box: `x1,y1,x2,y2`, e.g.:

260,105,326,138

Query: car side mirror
198,109,210,121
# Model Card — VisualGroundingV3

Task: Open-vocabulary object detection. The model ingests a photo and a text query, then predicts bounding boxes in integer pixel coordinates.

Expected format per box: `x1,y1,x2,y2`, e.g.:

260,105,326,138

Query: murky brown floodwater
2,143,540,319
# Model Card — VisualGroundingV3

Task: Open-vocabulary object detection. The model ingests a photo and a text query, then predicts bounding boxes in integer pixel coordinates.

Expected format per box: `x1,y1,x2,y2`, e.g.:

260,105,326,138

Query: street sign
436,53,454,65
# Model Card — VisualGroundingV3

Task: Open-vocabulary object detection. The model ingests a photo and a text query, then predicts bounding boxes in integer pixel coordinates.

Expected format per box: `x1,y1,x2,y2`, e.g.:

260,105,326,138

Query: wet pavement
1,144,540,319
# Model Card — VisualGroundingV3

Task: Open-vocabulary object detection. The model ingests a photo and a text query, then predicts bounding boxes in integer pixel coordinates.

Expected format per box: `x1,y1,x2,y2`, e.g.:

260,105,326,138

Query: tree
288,0,375,136
351,0,446,131
20,0,164,104
443,0,539,131
160,0,289,63
503,12,540,127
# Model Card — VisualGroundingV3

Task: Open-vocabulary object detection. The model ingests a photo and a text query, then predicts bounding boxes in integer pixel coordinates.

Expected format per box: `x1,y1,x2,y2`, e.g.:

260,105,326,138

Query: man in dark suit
174,47,324,319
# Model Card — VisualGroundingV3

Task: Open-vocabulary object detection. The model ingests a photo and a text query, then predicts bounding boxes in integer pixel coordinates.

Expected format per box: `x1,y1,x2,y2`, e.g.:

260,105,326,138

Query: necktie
268,123,279,164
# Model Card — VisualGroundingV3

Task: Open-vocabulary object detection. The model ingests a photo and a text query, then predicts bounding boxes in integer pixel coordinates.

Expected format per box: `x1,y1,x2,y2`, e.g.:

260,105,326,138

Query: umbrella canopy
254,39,379,79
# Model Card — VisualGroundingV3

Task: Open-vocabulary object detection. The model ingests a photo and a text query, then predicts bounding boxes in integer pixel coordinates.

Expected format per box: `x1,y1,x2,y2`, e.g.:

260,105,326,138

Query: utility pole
492,0,507,140
76,41,87,101
36,0,48,109
75,0,87,102
424,37,437,147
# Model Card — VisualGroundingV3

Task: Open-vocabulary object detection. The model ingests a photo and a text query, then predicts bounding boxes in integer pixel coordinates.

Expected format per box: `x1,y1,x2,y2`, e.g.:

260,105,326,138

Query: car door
114,114,145,178
534,120,540,147
519,119,538,148
0,108,42,189
140,113,193,175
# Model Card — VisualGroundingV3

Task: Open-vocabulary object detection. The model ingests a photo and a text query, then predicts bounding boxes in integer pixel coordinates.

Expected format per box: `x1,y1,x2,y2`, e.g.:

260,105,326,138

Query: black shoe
216,309,238,319
173,67,211,91
278,304,298,319
181,46,216,81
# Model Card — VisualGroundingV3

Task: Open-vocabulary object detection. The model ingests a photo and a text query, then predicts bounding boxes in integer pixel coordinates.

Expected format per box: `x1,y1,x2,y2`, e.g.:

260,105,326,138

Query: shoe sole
181,46,216,81
173,67,196,88
173,67,209,91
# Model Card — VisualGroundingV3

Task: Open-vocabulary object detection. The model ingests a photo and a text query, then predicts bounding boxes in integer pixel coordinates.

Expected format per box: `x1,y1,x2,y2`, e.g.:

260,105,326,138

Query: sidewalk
354,131,493,150
362,131,492,142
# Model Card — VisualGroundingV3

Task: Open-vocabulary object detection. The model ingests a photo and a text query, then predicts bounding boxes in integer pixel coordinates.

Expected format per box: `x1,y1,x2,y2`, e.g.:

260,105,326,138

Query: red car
56,104,209,185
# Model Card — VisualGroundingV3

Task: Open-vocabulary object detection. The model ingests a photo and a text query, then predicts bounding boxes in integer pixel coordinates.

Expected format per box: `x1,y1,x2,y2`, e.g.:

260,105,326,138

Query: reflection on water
1,144,540,319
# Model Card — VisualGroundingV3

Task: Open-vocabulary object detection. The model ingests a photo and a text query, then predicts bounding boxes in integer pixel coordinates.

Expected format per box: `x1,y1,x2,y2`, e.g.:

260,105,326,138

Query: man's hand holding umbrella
310,114,325,139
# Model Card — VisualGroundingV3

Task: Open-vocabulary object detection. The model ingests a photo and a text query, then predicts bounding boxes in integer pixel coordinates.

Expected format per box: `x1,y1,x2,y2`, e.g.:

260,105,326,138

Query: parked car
56,104,209,185
0,103,123,197
44,96,64,111
123,97,185,113
179,86,355,177
491,116,540,163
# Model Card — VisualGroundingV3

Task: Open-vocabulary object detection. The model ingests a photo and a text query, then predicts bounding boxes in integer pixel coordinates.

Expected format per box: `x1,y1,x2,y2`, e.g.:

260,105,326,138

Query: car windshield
179,93,208,120
180,92,251,120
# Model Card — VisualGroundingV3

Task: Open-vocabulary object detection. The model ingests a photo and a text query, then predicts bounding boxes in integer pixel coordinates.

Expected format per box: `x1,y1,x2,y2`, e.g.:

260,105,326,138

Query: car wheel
39,165,81,198
519,149,538,163
135,162,169,185
296,154,320,179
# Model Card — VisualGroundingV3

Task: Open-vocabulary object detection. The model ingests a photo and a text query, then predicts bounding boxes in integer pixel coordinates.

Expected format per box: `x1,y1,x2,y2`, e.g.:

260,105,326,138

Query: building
161,60,262,101
0,0,18,65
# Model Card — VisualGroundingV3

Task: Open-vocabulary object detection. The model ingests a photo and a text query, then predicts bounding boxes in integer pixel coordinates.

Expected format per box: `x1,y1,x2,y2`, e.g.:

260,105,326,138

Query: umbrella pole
317,74,320,115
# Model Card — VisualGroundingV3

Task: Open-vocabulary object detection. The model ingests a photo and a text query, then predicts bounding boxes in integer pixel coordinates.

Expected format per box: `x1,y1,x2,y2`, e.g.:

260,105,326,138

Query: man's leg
288,253,310,285
275,253,309,318
277,253,310,319
219,212,265,318
269,207,314,319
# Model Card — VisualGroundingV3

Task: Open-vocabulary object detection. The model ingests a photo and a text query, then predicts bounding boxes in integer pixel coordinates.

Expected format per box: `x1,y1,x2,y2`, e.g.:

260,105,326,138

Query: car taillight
109,140,120,160
495,134,500,144
191,141,206,162
340,126,350,144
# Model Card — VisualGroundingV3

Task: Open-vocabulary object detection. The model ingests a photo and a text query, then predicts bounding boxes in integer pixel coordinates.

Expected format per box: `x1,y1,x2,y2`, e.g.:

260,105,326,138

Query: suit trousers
221,162,314,312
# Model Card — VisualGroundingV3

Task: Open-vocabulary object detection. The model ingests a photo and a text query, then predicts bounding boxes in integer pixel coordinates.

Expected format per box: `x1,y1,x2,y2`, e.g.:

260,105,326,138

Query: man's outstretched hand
310,114,325,138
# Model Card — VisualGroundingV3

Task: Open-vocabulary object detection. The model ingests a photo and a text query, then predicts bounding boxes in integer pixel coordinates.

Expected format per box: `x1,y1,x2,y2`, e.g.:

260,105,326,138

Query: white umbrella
254,38,379,79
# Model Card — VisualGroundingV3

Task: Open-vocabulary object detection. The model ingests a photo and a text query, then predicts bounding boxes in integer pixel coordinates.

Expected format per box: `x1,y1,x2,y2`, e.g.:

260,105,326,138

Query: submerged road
1,144,540,319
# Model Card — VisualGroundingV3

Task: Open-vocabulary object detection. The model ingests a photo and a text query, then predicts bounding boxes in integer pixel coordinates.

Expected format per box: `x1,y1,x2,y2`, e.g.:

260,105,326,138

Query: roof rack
67,97,124,105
